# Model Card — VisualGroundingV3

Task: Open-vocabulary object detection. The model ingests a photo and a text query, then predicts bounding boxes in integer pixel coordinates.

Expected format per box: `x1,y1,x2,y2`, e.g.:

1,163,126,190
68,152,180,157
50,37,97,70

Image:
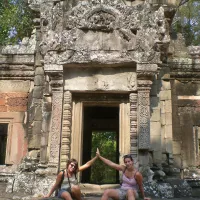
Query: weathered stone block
6,92,28,98
7,97,28,106
173,141,181,155
0,98,6,105
0,112,25,123
161,80,171,91
165,124,172,136
0,80,31,92
153,150,163,164
64,68,137,92
150,108,160,122
150,122,161,136
165,112,172,125
173,155,182,168
161,113,166,125
160,101,165,114
165,138,173,154
159,90,171,101
7,106,27,112
165,100,172,113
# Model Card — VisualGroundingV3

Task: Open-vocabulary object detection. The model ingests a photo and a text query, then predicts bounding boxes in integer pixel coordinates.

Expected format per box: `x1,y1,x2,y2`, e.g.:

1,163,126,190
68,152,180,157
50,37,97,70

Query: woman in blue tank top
96,149,151,200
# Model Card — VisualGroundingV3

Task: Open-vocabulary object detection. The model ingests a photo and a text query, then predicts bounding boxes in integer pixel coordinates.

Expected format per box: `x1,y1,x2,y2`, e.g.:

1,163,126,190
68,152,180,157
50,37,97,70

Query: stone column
129,93,138,160
45,64,64,173
60,91,72,169
137,64,156,166
137,80,152,151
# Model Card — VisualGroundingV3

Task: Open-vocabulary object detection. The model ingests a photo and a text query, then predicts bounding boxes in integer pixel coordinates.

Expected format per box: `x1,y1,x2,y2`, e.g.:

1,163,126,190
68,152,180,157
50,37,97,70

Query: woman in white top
45,156,98,200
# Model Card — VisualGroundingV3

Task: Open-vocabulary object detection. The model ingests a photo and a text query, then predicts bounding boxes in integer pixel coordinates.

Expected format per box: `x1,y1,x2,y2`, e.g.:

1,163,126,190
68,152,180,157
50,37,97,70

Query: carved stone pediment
79,6,120,32
39,0,170,65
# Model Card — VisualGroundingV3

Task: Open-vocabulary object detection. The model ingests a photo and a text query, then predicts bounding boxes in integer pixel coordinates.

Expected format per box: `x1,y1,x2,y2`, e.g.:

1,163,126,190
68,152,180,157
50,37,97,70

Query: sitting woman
96,149,151,200
44,156,98,200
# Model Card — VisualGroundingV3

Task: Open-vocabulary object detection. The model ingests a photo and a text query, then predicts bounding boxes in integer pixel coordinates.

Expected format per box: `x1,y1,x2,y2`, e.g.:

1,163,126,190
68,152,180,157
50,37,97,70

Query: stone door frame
60,92,132,180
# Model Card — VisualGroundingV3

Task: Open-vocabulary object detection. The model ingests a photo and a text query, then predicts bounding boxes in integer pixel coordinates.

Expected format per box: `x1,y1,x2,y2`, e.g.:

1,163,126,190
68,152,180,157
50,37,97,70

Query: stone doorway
0,124,8,165
62,93,131,183
82,106,119,184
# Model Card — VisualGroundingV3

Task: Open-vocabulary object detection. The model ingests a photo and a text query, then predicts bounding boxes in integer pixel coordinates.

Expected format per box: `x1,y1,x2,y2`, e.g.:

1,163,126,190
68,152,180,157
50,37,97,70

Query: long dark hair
123,154,133,162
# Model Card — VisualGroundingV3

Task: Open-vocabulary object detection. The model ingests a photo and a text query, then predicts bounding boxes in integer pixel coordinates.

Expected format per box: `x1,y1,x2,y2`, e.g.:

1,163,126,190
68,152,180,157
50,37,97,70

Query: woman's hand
43,194,50,198
96,148,100,157
144,197,151,200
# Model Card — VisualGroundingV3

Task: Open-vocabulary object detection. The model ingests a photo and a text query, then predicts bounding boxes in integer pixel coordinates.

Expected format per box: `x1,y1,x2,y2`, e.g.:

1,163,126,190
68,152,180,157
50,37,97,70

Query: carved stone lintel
129,93,138,159
60,91,72,169
137,80,152,150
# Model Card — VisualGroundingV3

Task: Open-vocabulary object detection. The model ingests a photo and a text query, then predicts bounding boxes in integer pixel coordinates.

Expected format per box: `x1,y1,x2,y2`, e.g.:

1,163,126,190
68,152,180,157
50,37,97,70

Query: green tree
172,0,200,46
91,131,118,184
0,0,35,45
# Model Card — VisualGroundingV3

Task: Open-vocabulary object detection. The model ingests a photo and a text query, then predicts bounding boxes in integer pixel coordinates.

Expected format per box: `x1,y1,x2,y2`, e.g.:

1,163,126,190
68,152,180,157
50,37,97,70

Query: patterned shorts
116,188,139,200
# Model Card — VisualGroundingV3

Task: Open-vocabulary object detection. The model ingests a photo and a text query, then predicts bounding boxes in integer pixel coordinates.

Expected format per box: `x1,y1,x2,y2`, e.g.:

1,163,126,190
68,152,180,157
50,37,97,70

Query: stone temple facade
0,0,200,198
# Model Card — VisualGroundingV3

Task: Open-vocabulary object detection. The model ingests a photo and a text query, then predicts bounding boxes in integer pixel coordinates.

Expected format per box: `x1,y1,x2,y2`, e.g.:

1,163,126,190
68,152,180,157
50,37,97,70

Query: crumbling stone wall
169,35,200,170
0,34,36,167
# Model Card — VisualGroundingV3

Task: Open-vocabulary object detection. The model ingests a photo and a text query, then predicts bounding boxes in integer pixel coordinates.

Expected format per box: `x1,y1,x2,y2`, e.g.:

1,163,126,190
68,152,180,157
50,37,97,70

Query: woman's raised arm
78,155,98,172
96,148,124,171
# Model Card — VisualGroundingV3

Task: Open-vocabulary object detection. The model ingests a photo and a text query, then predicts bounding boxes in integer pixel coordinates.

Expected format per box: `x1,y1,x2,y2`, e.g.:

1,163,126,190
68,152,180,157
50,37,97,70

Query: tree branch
179,0,189,7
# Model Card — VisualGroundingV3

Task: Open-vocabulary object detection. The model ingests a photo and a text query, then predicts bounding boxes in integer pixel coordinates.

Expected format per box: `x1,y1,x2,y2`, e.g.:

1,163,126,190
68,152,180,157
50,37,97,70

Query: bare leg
71,185,82,200
126,189,136,200
101,189,119,200
61,191,73,200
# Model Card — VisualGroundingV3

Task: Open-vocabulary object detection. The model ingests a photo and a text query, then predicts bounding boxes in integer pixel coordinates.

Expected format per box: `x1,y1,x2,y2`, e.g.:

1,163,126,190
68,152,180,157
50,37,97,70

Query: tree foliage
90,131,118,184
173,0,200,46
0,0,35,45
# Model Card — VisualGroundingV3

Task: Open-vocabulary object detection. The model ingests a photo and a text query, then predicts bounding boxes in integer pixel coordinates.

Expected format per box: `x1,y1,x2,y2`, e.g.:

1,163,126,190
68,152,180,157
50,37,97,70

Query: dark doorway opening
0,124,8,165
82,106,119,184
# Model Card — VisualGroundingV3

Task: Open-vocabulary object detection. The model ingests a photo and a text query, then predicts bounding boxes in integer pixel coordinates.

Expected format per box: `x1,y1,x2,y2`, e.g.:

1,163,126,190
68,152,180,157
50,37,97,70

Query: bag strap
58,170,65,189
67,171,71,189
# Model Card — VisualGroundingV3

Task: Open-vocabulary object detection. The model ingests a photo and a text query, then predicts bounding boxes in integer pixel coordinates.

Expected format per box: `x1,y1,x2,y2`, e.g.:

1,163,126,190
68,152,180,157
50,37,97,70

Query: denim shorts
116,188,139,200
58,188,72,198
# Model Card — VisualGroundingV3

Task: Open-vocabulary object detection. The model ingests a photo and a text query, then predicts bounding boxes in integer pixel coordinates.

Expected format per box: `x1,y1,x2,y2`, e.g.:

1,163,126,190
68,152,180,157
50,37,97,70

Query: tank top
61,173,78,190
121,170,138,191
